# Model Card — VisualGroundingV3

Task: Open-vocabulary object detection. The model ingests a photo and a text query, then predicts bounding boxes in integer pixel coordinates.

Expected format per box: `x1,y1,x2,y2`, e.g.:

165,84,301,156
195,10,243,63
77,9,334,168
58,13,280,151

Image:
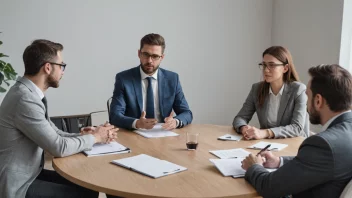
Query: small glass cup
186,132,199,150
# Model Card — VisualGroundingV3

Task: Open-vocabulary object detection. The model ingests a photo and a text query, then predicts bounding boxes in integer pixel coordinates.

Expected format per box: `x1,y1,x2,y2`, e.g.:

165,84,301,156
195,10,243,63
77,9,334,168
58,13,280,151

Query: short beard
309,100,321,125
46,70,59,88
141,62,159,75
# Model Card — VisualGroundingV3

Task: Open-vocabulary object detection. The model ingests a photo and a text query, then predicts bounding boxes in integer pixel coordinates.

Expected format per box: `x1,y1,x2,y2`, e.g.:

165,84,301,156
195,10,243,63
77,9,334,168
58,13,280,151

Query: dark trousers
25,169,99,198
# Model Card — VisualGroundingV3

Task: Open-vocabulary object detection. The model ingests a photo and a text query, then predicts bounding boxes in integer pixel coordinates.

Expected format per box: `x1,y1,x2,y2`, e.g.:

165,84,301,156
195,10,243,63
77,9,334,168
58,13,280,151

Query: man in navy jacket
110,33,192,130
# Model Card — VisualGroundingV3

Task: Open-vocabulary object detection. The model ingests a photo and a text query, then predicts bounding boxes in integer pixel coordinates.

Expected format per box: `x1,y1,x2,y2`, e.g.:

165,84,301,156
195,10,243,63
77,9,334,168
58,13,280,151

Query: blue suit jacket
110,66,193,129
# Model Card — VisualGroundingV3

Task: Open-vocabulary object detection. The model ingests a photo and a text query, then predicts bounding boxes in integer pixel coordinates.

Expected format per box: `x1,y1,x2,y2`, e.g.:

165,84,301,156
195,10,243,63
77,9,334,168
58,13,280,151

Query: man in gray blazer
0,39,117,198
242,64,352,198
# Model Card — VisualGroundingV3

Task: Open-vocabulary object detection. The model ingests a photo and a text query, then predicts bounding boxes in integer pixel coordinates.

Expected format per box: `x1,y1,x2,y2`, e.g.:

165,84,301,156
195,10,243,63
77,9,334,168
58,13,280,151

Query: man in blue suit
110,33,193,130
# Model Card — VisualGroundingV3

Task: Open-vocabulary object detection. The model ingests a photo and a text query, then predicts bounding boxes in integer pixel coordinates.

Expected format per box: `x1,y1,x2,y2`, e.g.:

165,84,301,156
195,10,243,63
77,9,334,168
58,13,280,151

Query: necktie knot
146,76,153,83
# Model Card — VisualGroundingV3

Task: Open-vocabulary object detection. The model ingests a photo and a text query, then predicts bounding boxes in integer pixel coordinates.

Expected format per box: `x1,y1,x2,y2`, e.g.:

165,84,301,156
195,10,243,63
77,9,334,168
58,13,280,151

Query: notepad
134,123,179,138
111,154,187,178
209,148,250,159
210,158,245,177
217,134,242,141
83,141,131,157
210,158,276,178
248,141,288,151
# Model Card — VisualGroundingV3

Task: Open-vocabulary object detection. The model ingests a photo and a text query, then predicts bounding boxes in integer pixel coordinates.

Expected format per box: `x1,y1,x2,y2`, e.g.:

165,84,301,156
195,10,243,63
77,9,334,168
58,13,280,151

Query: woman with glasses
233,46,309,139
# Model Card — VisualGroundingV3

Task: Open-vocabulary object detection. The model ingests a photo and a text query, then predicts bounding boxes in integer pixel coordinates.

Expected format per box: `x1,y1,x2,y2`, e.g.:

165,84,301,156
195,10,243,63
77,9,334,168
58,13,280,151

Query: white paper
247,141,288,151
83,141,130,157
209,158,277,178
217,134,242,141
210,158,246,177
134,123,179,138
112,154,187,178
209,148,251,159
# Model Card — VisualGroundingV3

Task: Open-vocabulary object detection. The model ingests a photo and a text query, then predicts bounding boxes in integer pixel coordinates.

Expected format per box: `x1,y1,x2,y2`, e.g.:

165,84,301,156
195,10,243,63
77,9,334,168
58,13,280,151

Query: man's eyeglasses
258,62,286,71
48,62,67,72
140,52,162,61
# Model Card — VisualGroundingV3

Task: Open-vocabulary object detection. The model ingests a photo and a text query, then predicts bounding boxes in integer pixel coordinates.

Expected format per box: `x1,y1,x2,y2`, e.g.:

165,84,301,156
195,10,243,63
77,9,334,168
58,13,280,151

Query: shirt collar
320,110,352,132
269,84,285,96
24,77,45,100
140,66,158,80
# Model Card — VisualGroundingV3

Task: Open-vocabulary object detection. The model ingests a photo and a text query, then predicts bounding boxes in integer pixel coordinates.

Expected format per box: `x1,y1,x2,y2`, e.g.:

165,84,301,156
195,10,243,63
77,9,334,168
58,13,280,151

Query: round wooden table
53,124,304,198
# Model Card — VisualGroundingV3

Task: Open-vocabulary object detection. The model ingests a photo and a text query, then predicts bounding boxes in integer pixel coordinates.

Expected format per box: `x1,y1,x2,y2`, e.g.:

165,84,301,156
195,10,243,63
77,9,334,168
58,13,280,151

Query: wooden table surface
53,124,304,198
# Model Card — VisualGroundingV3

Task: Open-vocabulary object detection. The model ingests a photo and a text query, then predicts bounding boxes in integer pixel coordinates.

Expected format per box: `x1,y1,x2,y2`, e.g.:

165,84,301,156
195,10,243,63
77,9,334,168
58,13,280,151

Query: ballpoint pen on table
163,169,181,174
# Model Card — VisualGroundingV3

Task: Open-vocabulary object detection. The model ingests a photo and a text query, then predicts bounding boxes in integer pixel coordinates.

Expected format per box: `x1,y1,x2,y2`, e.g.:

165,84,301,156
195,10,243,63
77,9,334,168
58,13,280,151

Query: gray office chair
107,97,113,115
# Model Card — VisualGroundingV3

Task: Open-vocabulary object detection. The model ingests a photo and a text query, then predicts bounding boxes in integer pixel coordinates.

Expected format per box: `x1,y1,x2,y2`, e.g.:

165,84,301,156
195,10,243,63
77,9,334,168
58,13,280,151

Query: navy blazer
110,66,193,129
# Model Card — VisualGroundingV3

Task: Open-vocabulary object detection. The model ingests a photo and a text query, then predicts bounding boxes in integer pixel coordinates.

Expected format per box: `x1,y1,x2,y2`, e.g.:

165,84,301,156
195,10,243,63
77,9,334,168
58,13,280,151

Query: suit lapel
158,69,165,118
276,83,291,125
17,76,49,120
132,66,143,113
262,95,269,128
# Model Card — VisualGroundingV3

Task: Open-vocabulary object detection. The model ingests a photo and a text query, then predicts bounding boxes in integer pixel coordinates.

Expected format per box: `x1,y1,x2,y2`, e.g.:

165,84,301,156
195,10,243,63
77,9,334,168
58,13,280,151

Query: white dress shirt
132,67,180,129
132,68,161,128
267,84,285,127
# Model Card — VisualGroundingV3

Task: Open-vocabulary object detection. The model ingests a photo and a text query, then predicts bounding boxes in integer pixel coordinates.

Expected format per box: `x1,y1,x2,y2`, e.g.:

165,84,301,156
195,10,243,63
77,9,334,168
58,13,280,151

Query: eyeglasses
48,62,67,72
258,62,286,70
140,52,162,61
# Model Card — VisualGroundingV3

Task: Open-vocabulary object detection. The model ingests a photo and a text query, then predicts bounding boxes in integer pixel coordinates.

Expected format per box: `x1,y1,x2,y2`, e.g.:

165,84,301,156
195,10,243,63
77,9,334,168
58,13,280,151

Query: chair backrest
107,97,113,115
89,110,109,127
340,179,352,198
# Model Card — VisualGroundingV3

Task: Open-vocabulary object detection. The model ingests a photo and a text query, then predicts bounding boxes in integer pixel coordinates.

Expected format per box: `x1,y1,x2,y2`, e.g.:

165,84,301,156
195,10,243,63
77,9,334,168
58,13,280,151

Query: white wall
0,0,273,125
272,0,344,85
340,0,352,70
272,0,344,131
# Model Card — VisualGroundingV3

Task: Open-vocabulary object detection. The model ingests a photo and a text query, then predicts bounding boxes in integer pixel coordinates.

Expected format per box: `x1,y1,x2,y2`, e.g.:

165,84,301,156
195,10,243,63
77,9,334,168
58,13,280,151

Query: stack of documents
111,154,187,178
134,123,179,138
217,134,242,141
210,158,276,178
83,141,131,157
209,148,250,159
248,141,288,151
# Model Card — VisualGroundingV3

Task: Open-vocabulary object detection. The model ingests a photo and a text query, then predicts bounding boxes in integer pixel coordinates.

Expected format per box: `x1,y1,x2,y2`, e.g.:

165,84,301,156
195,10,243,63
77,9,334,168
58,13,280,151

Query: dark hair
258,46,300,108
23,39,63,76
308,64,352,112
140,33,165,53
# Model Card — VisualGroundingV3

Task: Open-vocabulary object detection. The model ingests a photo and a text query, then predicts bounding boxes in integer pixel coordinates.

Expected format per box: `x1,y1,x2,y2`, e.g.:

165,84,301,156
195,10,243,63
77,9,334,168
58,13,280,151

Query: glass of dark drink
186,132,199,150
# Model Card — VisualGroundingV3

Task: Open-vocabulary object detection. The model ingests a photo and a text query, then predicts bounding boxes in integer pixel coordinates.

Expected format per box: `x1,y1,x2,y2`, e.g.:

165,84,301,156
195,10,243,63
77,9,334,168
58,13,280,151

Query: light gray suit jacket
245,112,352,198
233,81,309,138
0,77,95,198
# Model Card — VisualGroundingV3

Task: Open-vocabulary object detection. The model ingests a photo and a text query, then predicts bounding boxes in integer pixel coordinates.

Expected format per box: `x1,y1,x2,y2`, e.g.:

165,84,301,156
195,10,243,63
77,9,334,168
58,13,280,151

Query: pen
256,144,271,156
163,169,181,174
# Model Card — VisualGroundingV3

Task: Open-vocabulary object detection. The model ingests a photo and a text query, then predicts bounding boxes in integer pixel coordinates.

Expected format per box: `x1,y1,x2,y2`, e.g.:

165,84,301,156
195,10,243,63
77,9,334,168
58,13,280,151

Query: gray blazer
245,112,352,198
0,77,95,198
233,81,309,138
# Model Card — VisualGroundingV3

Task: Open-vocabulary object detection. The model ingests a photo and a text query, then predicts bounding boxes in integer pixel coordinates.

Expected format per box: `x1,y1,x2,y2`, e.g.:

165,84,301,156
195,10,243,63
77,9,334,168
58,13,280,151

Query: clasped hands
80,122,118,144
241,125,272,140
136,111,177,130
